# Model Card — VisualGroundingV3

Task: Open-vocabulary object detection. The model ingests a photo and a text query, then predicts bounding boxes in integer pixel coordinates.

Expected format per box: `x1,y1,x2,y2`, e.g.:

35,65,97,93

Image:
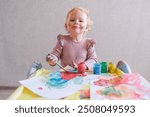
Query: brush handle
56,63,67,71
45,53,69,72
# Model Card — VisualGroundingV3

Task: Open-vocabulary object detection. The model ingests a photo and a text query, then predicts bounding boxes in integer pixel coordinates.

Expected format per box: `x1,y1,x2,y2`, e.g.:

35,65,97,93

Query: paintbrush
55,62,70,72
45,53,70,72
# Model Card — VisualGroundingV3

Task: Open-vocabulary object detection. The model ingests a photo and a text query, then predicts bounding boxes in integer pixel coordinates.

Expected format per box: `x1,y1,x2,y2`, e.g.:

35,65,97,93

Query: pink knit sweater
50,34,97,69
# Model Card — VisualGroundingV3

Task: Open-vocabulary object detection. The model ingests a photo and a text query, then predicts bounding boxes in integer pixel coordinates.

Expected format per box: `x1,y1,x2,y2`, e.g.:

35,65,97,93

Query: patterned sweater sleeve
84,39,98,69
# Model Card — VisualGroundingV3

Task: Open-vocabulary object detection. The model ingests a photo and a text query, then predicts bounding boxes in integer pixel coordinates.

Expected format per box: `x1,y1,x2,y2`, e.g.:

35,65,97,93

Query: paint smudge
38,87,43,90
45,71,86,89
96,85,141,100
60,72,86,80
80,89,90,99
94,73,142,88
60,72,77,80
46,71,68,89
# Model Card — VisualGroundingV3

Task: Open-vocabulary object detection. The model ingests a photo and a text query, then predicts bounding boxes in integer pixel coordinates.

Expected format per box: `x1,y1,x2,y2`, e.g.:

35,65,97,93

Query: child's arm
84,39,97,69
46,35,63,66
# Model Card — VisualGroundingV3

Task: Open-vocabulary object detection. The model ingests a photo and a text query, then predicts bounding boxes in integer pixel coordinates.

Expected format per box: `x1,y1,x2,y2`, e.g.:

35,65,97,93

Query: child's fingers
72,61,78,69
46,54,55,61
46,54,58,66
48,55,54,60
46,54,52,61
51,59,57,63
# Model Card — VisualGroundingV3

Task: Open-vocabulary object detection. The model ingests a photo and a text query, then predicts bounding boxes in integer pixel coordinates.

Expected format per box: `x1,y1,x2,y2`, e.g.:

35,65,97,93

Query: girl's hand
72,61,78,69
46,54,58,66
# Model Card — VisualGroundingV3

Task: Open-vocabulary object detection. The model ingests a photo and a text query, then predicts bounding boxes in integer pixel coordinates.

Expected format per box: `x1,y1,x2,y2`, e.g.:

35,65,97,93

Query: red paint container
77,62,87,73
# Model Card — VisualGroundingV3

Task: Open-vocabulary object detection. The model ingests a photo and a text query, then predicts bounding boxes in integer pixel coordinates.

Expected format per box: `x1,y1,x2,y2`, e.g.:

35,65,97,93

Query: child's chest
62,41,87,59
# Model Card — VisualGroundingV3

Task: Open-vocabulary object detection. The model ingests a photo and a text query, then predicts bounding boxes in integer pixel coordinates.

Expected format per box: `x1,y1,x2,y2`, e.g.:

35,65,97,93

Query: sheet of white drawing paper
20,76,89,99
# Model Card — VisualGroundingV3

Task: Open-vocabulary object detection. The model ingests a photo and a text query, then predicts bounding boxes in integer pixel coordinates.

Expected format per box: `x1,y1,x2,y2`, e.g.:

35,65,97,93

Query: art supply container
77,62,86,73
108,62,116,73
93,63,101,75
100,62,107,73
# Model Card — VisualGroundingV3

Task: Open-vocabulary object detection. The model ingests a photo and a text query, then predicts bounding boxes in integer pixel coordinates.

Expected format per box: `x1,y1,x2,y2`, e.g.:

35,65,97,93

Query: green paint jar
100,62,107,73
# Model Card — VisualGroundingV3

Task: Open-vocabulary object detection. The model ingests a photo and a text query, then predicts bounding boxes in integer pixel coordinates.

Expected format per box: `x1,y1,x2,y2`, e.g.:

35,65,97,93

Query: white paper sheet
20,75,90,99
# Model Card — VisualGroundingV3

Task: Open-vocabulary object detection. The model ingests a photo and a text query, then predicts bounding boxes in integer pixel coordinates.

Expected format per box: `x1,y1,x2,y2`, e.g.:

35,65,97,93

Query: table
7,68,150,100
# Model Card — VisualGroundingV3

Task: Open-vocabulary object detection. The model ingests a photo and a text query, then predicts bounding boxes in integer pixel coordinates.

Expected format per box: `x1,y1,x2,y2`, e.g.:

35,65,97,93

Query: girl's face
65,10,88,35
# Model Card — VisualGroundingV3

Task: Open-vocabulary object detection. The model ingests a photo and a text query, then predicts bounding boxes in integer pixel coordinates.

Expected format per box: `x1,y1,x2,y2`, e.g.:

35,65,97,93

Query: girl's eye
79,20,84,22
70,19,75,22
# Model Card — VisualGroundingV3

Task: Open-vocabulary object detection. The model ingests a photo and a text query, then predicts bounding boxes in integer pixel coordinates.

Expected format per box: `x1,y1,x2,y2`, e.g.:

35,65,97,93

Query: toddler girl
46,7,97,70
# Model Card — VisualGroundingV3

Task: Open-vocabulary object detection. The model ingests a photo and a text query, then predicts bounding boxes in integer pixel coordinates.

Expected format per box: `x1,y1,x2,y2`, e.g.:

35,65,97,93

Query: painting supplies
107,62,123,75
60,63,87,80
100,62,107,73
77,62,87,73
108,62,116,73
45,53,70,72
55,62,70,72
93,63,101,75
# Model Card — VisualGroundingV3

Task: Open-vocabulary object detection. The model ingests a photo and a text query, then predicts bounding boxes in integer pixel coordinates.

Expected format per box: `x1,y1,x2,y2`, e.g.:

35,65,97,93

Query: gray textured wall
0,0,150,86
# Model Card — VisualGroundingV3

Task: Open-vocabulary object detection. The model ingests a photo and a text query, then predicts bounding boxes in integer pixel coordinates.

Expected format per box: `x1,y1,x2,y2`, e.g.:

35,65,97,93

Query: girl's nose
74,20,79,24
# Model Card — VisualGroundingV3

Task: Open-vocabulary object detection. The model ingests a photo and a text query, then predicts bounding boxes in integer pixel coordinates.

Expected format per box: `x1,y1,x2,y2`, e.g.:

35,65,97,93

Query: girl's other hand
72,61,78,69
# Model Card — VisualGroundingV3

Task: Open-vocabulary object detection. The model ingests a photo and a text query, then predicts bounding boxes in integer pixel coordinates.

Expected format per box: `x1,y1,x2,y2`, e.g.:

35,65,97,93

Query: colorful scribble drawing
46,71,69,89
45,71,85,89
94,73,150,99
94,73,142,87
96,85,141,99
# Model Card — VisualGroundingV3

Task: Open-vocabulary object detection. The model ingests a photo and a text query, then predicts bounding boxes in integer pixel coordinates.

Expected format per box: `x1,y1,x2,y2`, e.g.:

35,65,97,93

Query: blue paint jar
93,63,101,75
